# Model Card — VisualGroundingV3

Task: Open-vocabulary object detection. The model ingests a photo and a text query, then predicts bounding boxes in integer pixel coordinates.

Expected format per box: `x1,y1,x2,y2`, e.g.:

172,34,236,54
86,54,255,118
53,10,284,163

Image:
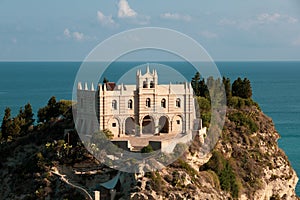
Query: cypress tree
1,107,12,140
232,77,252,99
191,72,201,96
47,96,59,120
242,78,252,98
223,77,232,102
24,103,34,127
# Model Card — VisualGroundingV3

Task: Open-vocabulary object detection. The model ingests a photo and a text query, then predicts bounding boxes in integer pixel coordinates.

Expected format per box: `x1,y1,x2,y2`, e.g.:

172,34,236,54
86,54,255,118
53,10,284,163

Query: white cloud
72,32,84,41
63,28,71,38
218,13,298,31
63,28,88,41
257,13,298,24
160,13,191,22
287,16,298,24
97,11,117,27
257,13,281,23
118,0,137,18
200,31,218,39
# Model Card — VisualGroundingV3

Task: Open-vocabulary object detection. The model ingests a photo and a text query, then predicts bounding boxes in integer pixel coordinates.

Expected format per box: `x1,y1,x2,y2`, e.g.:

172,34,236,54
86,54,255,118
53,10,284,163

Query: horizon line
0,59,300,62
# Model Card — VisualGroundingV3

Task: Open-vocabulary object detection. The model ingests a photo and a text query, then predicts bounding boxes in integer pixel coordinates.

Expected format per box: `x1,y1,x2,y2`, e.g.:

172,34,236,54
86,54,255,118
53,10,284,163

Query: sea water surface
0,61,299,195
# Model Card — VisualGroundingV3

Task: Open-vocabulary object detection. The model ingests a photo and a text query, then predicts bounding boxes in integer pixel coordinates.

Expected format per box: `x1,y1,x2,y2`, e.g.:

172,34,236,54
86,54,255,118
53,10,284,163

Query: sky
0,0,300,61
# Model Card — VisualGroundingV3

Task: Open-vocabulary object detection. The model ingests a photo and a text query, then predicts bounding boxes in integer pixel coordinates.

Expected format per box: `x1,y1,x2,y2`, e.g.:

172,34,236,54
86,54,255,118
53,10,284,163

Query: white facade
76,67,198,138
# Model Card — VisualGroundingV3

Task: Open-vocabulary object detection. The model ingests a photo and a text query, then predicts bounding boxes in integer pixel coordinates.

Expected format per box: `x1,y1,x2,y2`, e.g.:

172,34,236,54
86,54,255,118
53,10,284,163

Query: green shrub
196,96,212,127
197,96,211,112
141,145,153,153
201,112,211,128
147,171,164,194
177,159,198,178
201,151,240,198
228,97,260,110
103,129,114,139
228,112,258,134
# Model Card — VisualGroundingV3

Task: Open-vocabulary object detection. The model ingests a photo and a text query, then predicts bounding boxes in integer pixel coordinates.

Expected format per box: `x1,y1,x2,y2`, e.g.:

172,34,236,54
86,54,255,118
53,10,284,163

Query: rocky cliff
131,105,299,200
0,105,298,200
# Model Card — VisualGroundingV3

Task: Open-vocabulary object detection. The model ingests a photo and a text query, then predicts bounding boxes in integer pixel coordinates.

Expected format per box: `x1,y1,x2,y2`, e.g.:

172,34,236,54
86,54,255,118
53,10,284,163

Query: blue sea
0,61,299,195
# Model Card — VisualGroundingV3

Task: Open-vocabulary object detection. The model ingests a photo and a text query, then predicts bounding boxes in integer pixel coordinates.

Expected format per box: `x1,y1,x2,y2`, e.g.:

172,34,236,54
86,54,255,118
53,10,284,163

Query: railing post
94,191,100,200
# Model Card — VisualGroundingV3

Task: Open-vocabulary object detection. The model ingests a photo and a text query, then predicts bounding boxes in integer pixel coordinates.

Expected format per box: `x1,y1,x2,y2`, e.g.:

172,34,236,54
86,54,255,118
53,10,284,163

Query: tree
57,100,73,120
1,107,12,140
191,72,201,96
38,96,60,123
232,77,243,98
17,103,34,132
24,103,34,126
242,78,252,99
223,77,232,102
10,116,23,137
37,107,48,123
47,96,59,119
103,77,109,84
199,79,209,99
232,77,252,99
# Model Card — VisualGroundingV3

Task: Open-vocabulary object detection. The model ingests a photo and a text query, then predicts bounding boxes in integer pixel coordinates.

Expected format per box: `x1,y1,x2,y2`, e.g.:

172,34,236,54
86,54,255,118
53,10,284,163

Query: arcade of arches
122,115,183,136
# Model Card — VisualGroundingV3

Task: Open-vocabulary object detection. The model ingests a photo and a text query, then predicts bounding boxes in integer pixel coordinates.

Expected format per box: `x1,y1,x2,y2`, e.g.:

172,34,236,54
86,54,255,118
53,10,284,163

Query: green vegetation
191,72,256,108
191,72,210,99
38,96,73,123
191,72,258,130
103,129,114,139
200,151,240,198
232,77,252,99
228,111,258,134
141,144,154,153
1,103,34,141
145,171,165,194
196,96,211,127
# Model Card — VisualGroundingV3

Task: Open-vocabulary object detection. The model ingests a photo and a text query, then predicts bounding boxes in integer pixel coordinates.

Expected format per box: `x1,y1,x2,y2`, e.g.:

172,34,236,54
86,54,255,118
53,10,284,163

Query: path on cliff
51,167,93,200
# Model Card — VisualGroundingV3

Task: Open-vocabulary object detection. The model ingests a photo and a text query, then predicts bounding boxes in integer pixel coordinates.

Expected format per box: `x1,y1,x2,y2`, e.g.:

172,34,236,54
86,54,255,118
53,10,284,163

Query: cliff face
0,105,298,200
132,106,299,200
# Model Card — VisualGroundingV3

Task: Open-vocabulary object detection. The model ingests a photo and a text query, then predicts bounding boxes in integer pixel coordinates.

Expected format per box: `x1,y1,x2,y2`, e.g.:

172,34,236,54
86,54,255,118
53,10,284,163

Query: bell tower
136,64,158,89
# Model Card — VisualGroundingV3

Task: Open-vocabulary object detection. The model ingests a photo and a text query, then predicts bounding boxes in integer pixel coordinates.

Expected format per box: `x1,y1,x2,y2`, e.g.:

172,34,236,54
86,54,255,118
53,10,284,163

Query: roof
100,171,121,189
106,82,116,91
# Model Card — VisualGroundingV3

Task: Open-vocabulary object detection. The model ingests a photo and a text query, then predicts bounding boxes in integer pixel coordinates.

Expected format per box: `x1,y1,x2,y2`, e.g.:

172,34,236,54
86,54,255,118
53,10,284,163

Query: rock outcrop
0,105,298,199
132,106,299,199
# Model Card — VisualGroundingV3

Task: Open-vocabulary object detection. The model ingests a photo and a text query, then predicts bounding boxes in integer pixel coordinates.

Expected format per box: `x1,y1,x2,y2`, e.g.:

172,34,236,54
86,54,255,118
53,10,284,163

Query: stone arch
159,116,169,134
142,115,155,134
172,115,183,134
108,117,120,138
125,117,135,135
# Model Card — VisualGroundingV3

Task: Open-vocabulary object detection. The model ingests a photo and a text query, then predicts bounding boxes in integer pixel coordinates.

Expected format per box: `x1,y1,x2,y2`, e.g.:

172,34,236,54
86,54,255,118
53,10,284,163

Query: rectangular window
176,120,180,125
112,123,116,127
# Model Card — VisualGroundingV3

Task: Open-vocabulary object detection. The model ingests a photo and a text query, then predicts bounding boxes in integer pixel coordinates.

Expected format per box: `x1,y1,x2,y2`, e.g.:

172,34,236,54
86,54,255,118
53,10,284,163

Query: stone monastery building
77,66,198,138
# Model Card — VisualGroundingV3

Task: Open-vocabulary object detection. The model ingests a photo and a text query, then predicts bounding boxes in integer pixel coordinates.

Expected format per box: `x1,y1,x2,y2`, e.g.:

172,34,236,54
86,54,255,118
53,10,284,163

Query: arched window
150,81,154,88
143,81,148,88
128,99,133,109
146,98,151,107
176,98,181,108
112,100,117,110
161,98,166,108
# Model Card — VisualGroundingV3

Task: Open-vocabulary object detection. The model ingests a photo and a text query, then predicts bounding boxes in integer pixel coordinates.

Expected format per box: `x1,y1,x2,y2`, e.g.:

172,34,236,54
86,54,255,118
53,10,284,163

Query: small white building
76,66,199,139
